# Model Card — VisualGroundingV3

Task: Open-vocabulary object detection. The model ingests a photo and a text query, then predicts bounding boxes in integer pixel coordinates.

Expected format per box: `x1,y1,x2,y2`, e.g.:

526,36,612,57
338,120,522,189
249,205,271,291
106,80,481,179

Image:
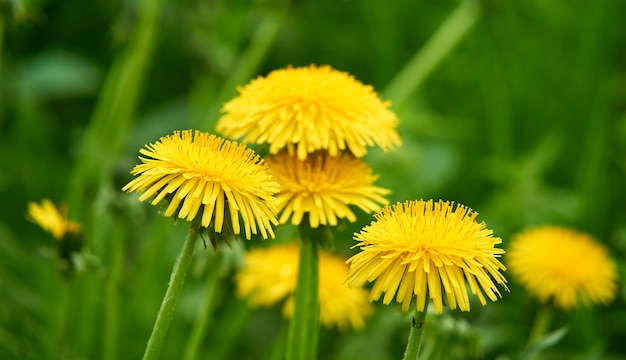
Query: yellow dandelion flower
346,200,508,314
236,244,298,308
27,199,81,240
316,252,374,330
266,151,390,228
235,242,373,330
507,225,618,310
216,64,401,160
122,130,280,240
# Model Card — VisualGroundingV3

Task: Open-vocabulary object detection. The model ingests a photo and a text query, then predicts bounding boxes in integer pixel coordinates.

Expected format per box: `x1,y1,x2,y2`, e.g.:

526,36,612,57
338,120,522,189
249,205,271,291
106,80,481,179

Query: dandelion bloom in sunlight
122,130,280,241
266,151,390,228
235,242,373,330
216,64,401,160
27,199,81,240
507,225,618,310
346,200,508,314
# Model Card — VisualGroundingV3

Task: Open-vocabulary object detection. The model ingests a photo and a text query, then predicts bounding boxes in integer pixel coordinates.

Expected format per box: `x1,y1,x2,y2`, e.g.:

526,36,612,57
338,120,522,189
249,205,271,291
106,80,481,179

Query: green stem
56,276,72,357
403,309,428,360
210,302,253,360
285,219,322,360
0,16,4,70
72,201,113,356
103,218,126,360
527,305,552,347
182,253,222,360
269,321,289,360
142,222,200,360
382,0,480,108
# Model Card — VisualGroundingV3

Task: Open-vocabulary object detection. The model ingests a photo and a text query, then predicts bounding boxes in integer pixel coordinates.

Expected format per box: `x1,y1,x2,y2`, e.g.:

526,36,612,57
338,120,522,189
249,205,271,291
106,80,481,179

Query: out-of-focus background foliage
1,0,626,359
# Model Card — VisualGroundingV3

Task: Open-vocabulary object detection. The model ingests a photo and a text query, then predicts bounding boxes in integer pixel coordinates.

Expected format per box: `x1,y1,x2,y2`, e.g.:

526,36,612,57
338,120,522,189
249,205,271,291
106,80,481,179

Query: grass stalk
382,0,480,108
197,6,287,130
67,0,165,216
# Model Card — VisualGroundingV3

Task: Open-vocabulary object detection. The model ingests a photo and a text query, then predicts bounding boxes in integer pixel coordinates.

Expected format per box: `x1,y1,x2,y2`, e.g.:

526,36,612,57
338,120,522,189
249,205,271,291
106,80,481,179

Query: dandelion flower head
507,225,618,310
122,130,279,240
266,151,390,228
217,64,401,160
235,242,373,330
27,199,81,240
346,199,508,314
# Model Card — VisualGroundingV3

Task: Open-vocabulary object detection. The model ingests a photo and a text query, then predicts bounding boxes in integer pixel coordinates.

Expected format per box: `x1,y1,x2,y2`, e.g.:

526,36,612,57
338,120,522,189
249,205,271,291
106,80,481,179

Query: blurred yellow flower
216,64,401,160
507,225,618,310
346,200,507,314
235,242,373,330
266,151,390,228
122,130,279,240
27,199,81,240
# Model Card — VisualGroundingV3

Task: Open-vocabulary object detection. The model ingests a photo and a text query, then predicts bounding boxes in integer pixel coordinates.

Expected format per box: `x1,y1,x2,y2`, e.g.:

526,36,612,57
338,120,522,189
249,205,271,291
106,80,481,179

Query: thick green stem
142,223,200,360
285,219,322,360
403,309,428,360
182,253,222,360
382,0,480,108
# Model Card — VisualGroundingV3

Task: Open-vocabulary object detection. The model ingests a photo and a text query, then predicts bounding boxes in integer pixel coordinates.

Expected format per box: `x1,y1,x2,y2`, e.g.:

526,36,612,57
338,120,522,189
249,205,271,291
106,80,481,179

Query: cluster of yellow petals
266,152,390,228
235,242,373,330
346,200,507,314
507,226,618,310
217,65,401,160
122,130,279,240
27,199,81,240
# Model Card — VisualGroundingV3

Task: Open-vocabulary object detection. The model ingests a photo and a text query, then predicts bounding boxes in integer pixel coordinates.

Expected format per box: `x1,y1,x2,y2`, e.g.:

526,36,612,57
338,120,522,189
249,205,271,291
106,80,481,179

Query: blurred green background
1,0,626,359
